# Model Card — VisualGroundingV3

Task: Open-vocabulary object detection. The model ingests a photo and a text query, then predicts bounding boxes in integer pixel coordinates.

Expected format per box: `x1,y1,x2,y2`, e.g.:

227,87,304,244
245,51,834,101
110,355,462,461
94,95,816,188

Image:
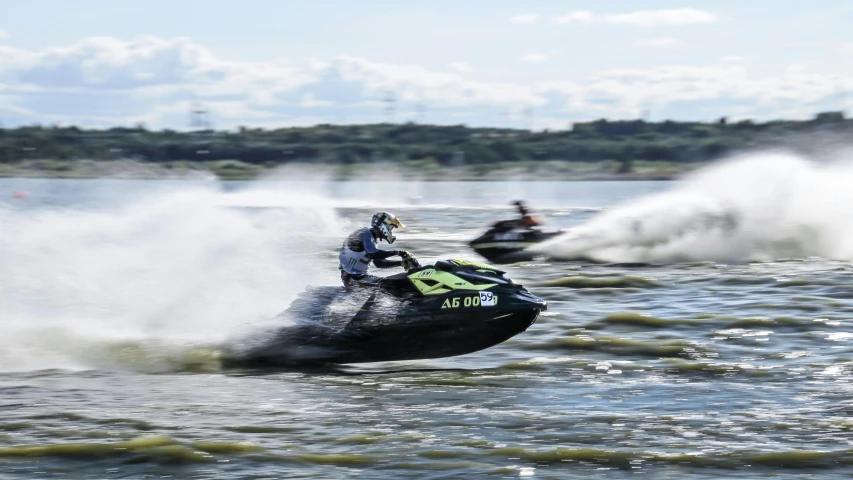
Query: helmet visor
386,214,405,229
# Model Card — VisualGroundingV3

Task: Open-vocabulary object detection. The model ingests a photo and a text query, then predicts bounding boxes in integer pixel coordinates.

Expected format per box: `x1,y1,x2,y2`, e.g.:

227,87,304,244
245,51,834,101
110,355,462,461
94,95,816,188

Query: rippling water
1,155,853,479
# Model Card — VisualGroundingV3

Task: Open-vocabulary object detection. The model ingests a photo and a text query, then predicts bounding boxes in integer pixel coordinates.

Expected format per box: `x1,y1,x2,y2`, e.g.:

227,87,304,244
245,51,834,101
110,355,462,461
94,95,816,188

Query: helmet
371,211,406,244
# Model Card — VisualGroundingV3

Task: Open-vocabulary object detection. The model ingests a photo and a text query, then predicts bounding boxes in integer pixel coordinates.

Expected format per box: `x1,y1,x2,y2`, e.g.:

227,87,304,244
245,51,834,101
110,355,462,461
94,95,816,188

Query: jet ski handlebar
400,251,421,272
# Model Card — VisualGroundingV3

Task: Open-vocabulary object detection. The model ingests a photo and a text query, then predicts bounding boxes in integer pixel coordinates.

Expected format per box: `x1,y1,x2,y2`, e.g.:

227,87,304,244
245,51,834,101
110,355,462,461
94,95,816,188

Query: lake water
1,153,852,479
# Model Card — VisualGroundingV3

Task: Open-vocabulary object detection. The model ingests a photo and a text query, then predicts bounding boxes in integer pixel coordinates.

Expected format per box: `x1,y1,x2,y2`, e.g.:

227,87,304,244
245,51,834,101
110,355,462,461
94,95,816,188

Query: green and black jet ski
224,258,545,366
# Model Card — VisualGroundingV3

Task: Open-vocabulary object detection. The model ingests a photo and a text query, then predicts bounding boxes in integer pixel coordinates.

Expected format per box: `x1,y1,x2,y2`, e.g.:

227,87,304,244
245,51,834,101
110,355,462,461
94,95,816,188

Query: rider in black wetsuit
513,200,544,228
338,212,413,287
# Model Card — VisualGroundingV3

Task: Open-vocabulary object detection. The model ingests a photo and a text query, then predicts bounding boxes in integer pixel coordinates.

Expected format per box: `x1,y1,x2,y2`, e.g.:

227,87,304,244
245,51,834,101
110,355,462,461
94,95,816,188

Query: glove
399,251,420,271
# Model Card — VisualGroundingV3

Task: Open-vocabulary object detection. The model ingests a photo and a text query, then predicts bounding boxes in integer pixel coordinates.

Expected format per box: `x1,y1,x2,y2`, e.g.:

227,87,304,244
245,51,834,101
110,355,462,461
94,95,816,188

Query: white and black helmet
371,212,406,244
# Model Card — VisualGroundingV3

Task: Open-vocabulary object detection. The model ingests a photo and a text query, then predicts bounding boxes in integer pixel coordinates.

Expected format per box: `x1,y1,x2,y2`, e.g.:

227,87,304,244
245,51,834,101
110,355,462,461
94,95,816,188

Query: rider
513,200,544,228
338,211,414,287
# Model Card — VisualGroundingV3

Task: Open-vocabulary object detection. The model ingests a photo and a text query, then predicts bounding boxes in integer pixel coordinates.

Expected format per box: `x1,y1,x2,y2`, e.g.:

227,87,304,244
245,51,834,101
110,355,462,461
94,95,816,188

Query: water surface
1,172,851,479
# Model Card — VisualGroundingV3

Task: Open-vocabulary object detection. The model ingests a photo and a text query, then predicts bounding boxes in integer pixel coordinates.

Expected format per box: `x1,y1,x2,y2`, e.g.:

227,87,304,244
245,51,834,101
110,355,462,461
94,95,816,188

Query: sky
1,0,852,130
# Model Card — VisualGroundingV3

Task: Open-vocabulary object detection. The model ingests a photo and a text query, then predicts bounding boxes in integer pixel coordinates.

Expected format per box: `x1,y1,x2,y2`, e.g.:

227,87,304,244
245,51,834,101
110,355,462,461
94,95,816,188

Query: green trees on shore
1,112,850,172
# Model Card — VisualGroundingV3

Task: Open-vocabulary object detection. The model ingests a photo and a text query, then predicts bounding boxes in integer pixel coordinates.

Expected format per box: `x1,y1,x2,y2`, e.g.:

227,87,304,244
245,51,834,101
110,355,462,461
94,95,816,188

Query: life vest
338,227,374,275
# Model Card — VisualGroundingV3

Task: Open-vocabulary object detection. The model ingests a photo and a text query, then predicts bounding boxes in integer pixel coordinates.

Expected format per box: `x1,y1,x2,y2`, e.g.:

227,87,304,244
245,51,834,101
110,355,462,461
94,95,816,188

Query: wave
3,435,850,471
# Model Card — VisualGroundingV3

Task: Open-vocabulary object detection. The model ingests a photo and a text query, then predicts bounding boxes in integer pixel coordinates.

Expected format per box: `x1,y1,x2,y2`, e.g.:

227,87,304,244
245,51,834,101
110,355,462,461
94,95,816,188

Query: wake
538,151,853,263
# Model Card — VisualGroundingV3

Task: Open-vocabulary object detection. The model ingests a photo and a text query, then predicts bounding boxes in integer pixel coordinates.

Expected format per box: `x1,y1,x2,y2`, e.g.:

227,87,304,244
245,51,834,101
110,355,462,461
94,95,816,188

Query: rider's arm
362,229,403,260
361,229,406,268
373,258,403,269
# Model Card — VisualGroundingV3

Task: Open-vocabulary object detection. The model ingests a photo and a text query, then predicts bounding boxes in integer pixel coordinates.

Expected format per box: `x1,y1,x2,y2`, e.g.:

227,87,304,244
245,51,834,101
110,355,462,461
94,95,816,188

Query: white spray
0,183,347,372
539,151,853,263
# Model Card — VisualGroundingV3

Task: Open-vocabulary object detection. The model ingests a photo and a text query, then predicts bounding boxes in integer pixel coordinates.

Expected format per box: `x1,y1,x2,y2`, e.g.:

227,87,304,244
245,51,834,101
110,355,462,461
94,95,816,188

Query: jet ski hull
469,229,562,264
232,310,539,366
225,282,544,366
333,309,540,364
222,259,545,367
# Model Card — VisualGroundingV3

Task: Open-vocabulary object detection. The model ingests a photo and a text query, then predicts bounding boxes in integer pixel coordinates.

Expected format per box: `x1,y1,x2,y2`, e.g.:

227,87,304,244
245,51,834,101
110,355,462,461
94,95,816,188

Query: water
1,153,853,479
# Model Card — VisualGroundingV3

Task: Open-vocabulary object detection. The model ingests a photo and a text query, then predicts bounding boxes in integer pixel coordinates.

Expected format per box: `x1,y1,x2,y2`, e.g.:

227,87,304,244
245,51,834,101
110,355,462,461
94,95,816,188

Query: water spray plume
539,151,853,263
0,184,345,372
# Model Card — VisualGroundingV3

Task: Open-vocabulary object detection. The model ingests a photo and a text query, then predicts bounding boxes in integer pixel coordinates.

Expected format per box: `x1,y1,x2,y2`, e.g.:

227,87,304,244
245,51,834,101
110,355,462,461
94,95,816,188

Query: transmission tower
190,101,211,130
384,91,397,124
523,106,534,130
415,104,426,124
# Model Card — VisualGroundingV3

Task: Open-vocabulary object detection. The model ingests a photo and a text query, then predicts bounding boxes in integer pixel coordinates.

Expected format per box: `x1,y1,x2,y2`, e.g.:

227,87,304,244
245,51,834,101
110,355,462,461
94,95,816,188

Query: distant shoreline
4,115,847,182
0,159,689,181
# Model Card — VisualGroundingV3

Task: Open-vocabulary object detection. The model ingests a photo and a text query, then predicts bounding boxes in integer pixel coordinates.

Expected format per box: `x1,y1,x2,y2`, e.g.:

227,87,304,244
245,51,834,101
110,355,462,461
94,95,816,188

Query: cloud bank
0,34,850,130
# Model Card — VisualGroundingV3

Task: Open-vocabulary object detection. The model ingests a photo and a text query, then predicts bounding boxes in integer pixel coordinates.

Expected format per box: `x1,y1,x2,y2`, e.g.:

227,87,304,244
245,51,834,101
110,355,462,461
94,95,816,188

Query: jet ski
469,219,562,264
224,256,545,366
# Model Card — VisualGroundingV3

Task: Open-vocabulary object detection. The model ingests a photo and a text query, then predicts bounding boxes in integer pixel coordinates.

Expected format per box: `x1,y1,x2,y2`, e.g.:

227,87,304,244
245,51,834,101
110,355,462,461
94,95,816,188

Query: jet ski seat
435,260,456,272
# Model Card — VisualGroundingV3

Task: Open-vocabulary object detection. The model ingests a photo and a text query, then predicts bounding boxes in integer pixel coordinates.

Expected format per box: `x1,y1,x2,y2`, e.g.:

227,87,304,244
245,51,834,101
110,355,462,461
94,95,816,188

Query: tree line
1,111,849,172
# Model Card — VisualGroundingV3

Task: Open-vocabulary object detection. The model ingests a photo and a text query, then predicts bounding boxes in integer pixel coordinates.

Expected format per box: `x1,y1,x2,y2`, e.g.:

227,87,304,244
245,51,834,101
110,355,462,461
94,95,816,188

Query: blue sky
1,1,852,130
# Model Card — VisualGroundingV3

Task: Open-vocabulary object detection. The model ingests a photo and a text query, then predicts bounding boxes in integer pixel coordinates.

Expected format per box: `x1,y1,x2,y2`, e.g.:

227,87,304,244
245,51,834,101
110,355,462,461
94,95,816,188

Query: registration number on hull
441,292,498,309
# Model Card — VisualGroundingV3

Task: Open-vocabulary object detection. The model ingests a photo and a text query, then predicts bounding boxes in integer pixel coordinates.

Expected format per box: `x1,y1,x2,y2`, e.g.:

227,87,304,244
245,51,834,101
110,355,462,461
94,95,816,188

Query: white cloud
635,37,682,48
786,41,853,55
0,34,850,129
0,45,31,70
555,11,594,24
605,8,717,26
555,9,717,27
327,56,545,107
522,51,558,63
721,56,745,63
0,35,317,109
543,64,847,114
446,61,497,75
447,61,474,73
510,13,539,24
